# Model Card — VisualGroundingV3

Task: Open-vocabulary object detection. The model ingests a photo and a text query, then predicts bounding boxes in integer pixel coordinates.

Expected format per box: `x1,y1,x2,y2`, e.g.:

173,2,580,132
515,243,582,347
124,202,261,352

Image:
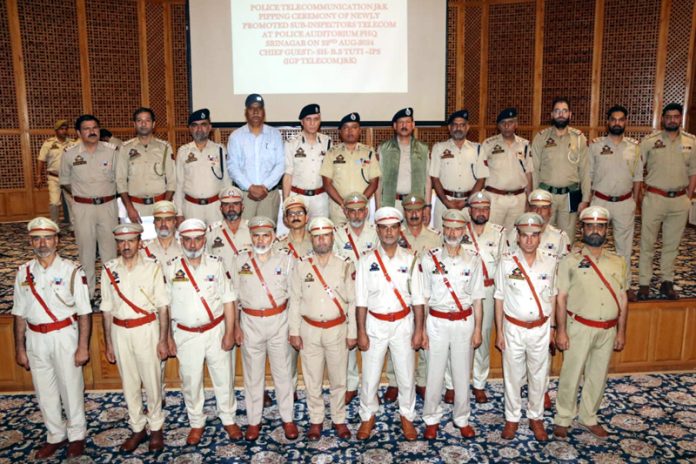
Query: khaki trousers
182,200,223,227
111,321,163,432
488,191,526,231
299,321,348,424
73,202,118,297
591,197,636,286
26,324,87,443
550,192,577,241
638,192,690,285
241,190,281,222
554,318,616,427
346,348,360,391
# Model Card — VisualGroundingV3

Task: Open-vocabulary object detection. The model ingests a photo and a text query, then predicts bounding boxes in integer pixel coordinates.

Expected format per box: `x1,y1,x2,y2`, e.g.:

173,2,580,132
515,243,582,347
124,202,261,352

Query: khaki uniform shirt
232,249,294,310
507,224,570,262
640,131,696,190
355,246,425,312
334,223,378,264
141,237,182,264
288,252,356,338
274,231,313,259
173,140,230,212
285,132,332,190
532,126,590,201
166,254,235,327
589,136,642,196
116,137,175,197
429,139,488,193
12,256,92,323
494,249,558,320
206,220,252,272
420,246,485,311
557,246,626,320
100,255,169,319
319,142,381,198
461,222,507,284
399,225,441,255
481,134,531,191
39,137,75,174
59,141,118,197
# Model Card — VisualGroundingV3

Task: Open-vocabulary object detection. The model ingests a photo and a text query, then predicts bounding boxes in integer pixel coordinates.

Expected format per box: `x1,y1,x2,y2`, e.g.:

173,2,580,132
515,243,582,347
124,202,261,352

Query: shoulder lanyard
374,249,409,312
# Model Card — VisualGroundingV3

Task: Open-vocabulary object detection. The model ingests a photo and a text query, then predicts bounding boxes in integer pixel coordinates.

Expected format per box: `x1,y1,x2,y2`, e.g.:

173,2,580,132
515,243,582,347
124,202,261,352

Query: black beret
299,104,320,119
447,110,469,124
339,112,360,128
245,93,264,108
496,107,518,124
188,108,210,125
662,102,683,115
100,128,112,138
606,105,628,118
392,107,414,123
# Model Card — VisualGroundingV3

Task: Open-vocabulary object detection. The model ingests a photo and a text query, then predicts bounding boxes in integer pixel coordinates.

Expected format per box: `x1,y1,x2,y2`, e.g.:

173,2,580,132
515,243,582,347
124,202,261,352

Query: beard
313,242,333,255
349,219,364,229
664,122,679,132
223,211,240,221
582,233,606,247
552,118,570,129
472,215,488,225
183,247,204,259
157,228,172,238
253,245,271,255
451,130,465,141
33,247,54,258
608,125,625,136
444,236,461,247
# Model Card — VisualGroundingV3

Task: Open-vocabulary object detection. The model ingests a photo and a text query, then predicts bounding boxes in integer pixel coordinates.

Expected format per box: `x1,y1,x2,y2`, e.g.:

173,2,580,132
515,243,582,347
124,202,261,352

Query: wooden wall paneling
454,3,465,110
0,316,33,390
162,3,177,145
531,0,544,132
683,305,696,361
144,1,167,128
618,304,653,364
589,0,605,141
462,5,481,129
663,0,696,127
138,0,150,106
653,306,687,362
170,2,190,132
686,0,696,130
652,0,671,128
75,0,93,114
477,2,489,141
0,2,19,130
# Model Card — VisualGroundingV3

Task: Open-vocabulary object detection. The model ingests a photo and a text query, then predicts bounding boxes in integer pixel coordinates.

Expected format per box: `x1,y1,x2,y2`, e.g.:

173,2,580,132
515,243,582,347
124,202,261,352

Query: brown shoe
283,421,299,440
333,423,352,439
186,427,204,446
544,392,552,411
224,424,242,441
423,424,438,440
293,391,299,402
472,388,488,404
307,423,322,441
149,429,164,452
627,288,638,302
553,425,569,438
579,422,610,438
345,390,357,405
415,385,426,399
35,440,67,459
383,386,399,403
66,439,85,458
660,281,679,300
529,419,548,441
263,391,273,408
443,389,455,404
459,425,476,438
637,285,650,300
501,421,518,440
121,429,148,452
356,415,376,440
401,417,417,441
245,424,261,441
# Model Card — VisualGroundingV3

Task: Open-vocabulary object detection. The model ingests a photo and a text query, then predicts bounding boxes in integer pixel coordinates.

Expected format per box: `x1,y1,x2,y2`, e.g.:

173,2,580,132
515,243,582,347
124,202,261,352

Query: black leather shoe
660,281,679,300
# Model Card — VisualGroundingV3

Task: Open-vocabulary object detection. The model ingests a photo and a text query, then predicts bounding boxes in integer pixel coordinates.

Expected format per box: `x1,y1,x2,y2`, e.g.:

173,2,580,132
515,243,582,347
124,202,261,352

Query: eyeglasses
286,210,306,218
552,109,570,115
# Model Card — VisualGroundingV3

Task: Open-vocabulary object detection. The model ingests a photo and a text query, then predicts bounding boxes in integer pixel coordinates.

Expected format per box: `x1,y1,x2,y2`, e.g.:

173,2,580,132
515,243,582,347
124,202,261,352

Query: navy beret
496,107,518,124
392,107,414,123
299,103,320,120
188,108,210,125
339,112,360,128
245,94,264,108
447,110,469,124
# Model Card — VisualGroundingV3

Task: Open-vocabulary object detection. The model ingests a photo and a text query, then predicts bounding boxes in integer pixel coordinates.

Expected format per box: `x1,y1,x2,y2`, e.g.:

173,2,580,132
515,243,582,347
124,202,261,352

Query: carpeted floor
0,373,694,462
0,220,695,314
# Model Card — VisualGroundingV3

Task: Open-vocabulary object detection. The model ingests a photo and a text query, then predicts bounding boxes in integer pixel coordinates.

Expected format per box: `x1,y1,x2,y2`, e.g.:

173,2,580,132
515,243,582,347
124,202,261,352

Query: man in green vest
378,108,432,224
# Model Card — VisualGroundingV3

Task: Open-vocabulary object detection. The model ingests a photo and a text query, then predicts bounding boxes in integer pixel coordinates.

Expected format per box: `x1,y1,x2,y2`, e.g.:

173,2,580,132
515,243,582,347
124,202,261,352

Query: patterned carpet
0,219,694,314
0,373,694,463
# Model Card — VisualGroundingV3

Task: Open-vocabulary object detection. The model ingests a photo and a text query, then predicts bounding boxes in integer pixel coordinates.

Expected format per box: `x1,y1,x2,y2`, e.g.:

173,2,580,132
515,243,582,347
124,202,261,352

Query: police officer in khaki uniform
275,195,313,258
288,217,356,441
421,209,484,440
637,103,696,300
320,113,381,225
232,217,299,442
38,119,75,225
173,109,231,226
430,110,488,230
588,106,642,300
355,207,425,441
60,114,118,297
206,186,252,272
482,108,533,231
332,192,378,403
495,213,558,442
378,108,433,223
384,193,440,402
117,108,175,222
12,218,92,459
166,219,240,445
283,104,332,220
100,223,170,452
554,206,628,439
531,97,590,240
141,201,183,262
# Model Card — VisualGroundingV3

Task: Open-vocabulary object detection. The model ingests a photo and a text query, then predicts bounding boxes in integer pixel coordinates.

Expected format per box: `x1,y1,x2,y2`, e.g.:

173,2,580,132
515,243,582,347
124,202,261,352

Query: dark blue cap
496,107,518,123
339,112,360,128
299,104,320,119
245,94,264,108
447,110,469,124
188,108,210,125
392,107,414,123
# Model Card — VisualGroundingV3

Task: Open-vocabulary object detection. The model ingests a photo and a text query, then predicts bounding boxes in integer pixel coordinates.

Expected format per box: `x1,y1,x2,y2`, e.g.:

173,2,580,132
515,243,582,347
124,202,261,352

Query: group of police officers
13,94,695,458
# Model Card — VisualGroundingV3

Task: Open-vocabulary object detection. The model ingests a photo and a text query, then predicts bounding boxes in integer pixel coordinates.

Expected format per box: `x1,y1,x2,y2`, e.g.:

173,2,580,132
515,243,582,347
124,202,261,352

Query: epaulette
428,247,441,255
426,226,441,236
489,223,505,233
123,137,138,146
682,131,695,140
624,136,639,145
591,136,606,144
103,141,117,150
336,253,351,262
568,127,584,136
276,233,289,242
207,254,222,262
642,130,661,140
236,247,251,255
482,134,501,146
